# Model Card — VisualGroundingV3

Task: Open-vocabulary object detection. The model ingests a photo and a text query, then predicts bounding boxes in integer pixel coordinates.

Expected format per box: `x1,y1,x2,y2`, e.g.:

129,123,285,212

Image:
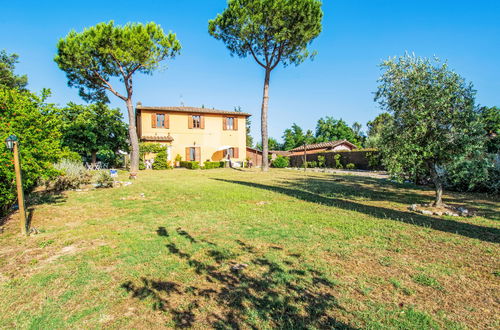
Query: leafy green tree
55,21,181,174
0,87,62,216
367,113,392,137
351,121,362,136
209,0,323,171
58,103,128,166
375,54,484,206
282,123,306,150
315,117,359,145
479,106,500,153
351,121,366,146
256,137,281,151
0,50,28,90
365,112,392,148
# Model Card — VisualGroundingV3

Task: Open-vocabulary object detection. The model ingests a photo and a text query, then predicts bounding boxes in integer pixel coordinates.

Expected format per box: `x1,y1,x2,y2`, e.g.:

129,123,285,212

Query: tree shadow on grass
0,190,66,227
288,175,499,221
121,228,355,329
27,190,67,206
213,179,499,244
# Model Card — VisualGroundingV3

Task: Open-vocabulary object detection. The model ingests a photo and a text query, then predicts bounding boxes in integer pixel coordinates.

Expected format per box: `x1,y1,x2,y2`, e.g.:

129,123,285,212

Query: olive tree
375,54,484,207
209,0,323,171
55,21,181,175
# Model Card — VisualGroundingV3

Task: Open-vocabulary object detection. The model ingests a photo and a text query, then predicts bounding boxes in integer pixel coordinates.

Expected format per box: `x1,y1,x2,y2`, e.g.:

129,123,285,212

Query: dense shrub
203,161,224,169
272,155,289,168
95,170,114,188
180,161,200,169
0,87,63,215
445,153,500,194
51,159,92,191
346,163,356,170
152,150,172,170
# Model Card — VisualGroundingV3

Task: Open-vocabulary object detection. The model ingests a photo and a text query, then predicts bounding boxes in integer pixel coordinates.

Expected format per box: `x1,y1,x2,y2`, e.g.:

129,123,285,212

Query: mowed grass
0,169,498,329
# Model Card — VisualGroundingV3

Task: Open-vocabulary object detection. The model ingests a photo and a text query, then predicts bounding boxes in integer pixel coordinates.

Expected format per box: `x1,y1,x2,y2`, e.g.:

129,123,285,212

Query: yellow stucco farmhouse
135,103,251,164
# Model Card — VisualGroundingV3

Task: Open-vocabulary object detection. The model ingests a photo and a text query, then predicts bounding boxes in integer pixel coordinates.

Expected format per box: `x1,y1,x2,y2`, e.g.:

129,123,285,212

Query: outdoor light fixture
4,134,27,235
5,134,18,151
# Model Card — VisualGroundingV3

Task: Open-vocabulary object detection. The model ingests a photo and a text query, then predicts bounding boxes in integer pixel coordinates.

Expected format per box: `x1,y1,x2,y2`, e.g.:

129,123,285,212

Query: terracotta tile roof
270,150,291,156
246,147,291,156
289,140,357,152
136,104,251,117
141,135,173,142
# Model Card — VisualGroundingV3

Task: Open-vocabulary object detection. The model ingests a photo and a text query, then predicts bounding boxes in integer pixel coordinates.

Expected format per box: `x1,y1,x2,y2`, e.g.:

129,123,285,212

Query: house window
192,115,201,128
227,117,234,130
156,114,165,128
189,147,196,161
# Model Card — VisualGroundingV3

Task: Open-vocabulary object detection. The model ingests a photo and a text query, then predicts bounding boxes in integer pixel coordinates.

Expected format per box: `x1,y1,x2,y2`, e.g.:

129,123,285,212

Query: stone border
408,203,474,217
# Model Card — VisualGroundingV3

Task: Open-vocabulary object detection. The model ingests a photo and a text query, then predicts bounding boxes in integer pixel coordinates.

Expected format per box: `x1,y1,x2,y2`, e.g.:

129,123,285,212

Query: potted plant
174,154,182,167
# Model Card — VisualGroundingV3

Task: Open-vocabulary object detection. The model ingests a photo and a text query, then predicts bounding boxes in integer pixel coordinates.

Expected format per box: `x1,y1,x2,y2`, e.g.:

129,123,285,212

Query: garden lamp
5,134,18,151
4,134,27,235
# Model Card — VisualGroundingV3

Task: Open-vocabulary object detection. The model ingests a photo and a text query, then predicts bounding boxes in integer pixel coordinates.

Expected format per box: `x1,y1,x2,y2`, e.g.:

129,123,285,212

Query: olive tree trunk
429,163,444,207
260,68,271,171
126,98,140,175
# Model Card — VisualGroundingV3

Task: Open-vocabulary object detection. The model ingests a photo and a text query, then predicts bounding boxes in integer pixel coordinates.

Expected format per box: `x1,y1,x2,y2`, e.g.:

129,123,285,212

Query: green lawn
0,169,498,329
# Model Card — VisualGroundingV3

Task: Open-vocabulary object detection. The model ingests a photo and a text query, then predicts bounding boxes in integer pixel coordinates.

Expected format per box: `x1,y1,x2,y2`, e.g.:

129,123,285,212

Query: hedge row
180,161,200,169
289,150,383,170
180,161,226,169
204,161,225,169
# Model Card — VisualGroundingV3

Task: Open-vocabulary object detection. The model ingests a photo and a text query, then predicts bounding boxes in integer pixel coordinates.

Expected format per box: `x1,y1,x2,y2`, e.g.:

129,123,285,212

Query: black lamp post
5,134,27,235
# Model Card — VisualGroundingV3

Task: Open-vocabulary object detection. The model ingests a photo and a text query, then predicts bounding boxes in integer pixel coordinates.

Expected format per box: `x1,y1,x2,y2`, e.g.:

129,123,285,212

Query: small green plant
334,154,343,169
317,155,325,168
175,154,182,162
39,240,55,248
346,163,356,170
308,161,317,168
412,273,443,290
96,171,114,188
272,156,289,168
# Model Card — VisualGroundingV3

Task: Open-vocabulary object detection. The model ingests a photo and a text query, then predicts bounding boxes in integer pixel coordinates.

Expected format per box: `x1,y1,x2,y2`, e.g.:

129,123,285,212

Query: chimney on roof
136,101,142,107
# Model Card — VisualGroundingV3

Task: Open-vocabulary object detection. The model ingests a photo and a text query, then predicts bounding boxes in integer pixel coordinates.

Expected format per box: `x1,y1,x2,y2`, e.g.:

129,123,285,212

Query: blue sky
1,0,499,142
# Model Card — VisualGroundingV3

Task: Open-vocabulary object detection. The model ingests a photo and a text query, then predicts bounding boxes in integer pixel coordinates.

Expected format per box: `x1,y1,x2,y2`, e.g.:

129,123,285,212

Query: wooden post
13,142,27,235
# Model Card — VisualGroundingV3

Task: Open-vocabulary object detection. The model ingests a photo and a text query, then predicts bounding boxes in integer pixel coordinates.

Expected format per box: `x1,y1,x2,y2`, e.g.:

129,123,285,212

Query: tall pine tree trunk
91,151,97,166
126,98,140,176
261,68,271,171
